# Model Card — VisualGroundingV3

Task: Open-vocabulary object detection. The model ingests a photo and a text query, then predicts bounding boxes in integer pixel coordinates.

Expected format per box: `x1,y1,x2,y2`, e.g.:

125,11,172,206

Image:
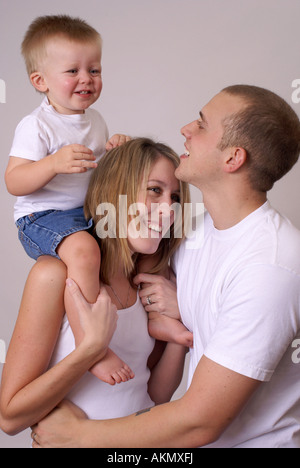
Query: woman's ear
30,72,48,93
224,147,247,173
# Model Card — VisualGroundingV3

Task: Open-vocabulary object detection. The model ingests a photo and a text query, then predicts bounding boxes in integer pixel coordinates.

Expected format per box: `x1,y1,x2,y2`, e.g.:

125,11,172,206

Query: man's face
176,92,246,189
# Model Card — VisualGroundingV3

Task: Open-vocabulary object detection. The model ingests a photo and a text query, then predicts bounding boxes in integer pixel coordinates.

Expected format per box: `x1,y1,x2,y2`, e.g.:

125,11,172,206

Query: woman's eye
148,187,161,194
172,194,181,203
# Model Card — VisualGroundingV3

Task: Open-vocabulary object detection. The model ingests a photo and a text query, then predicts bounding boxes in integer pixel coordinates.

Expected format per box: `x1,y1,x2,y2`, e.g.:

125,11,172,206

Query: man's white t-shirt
9,98,108,221
173,201,300,448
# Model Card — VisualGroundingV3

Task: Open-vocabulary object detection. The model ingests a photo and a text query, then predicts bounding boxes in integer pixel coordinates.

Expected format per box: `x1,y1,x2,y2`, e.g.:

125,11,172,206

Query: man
32,85,300,448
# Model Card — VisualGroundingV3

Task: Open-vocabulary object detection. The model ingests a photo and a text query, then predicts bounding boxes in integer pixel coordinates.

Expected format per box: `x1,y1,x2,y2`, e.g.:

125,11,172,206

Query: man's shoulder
270,210,300,274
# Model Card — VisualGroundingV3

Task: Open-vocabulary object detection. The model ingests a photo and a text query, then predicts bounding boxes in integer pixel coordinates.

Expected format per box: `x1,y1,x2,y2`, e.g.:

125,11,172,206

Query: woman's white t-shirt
49,294,155,419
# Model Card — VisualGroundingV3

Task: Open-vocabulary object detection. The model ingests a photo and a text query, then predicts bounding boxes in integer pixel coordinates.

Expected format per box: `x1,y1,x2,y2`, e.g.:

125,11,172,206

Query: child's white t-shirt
10,97,109,221
173,201,300,447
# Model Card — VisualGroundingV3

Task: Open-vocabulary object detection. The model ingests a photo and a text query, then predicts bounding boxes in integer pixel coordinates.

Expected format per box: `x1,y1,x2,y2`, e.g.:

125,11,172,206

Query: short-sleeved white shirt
173,201,300,448
10,98,108,221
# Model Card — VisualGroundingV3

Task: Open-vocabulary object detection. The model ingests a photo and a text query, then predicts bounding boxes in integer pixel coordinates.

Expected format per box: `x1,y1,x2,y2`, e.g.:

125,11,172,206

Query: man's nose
181,121,194,138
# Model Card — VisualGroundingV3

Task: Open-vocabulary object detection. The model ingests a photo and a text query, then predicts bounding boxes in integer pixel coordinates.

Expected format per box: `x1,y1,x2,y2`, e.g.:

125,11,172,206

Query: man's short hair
219,84,300,192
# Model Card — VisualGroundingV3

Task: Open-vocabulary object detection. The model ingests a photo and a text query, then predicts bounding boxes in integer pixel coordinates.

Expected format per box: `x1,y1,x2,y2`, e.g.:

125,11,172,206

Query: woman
0,138,190,436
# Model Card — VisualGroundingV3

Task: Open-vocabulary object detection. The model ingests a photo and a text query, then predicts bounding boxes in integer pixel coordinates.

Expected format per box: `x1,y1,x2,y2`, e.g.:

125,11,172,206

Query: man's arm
33,355,260,448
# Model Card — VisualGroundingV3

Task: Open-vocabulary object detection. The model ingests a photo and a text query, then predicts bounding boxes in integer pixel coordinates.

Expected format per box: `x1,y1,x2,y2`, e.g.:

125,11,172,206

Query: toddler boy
5,15,133,385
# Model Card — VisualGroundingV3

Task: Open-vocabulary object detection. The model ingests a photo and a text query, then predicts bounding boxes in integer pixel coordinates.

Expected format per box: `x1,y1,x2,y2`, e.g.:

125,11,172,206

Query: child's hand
105,134,131,151
50,144,97,174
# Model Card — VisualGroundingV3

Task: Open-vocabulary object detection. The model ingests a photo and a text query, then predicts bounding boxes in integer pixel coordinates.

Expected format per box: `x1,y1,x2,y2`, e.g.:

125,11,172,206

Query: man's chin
175,165,189,183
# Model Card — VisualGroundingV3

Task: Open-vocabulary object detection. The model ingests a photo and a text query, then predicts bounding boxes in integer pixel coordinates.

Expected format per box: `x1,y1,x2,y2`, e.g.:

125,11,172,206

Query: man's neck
202,187,267,230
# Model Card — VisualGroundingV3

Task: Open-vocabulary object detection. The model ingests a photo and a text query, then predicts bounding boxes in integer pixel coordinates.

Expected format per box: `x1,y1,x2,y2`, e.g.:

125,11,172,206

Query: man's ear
224,147,247,173
30,72,48,93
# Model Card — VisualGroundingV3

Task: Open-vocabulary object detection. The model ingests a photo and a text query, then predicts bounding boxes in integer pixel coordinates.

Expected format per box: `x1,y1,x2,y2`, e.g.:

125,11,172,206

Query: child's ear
30,72,48,93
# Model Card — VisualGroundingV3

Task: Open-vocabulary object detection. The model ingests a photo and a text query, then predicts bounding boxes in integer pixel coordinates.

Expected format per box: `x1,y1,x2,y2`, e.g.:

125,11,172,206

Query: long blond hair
84,137,190,284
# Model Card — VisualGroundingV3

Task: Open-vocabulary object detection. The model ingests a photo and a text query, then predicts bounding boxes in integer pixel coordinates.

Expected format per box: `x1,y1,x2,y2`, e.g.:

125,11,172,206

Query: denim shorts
16,207,93,261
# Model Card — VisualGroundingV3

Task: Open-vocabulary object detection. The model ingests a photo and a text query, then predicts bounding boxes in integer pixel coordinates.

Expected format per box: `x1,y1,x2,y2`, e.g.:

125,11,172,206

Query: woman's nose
159,192,174,207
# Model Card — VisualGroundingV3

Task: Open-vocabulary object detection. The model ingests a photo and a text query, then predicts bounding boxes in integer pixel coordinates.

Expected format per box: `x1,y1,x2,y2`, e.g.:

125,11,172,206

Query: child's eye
67,69,78,74
90,69,101,76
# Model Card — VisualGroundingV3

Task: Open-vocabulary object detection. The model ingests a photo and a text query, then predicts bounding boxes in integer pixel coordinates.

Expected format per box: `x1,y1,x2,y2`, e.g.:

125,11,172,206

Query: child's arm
5,144,97,196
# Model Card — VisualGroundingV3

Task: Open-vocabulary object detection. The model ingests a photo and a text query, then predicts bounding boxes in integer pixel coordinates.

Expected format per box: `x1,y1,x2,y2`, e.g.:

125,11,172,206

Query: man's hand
105,134,131,151
31,400,86,448
50,144,97,174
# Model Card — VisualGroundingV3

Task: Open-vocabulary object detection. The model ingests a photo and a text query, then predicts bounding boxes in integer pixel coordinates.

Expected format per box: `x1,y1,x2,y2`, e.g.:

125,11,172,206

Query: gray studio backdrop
1,0,300,448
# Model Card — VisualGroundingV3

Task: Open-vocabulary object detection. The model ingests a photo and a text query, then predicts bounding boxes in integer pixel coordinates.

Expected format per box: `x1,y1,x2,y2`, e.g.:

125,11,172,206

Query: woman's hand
134,272,180,320
31,400,86,448
66,278,118,361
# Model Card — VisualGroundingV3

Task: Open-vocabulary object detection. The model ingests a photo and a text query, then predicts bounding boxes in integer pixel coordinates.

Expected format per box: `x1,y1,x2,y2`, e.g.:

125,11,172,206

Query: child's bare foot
148,312,193,348
89,348,135,385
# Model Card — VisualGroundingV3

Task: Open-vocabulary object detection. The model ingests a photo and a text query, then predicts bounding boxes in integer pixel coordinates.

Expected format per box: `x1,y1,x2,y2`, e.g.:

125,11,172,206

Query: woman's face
127,156,181,255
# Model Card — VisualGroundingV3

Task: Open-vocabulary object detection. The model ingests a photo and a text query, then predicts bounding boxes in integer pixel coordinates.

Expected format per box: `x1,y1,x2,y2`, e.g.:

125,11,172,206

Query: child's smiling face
31,36,103,115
